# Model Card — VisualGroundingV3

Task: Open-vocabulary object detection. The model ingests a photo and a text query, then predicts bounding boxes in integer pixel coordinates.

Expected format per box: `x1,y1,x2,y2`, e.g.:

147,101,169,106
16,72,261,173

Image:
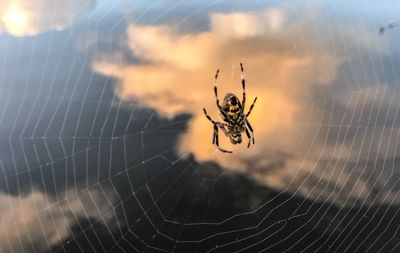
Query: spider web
1,0,400,252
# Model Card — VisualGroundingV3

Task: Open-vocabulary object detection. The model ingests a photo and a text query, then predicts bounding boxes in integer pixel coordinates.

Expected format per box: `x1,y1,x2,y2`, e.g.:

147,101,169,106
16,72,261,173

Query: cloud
211,8,285,37
0,0,95,37
93,7,398,206
0,189,117,252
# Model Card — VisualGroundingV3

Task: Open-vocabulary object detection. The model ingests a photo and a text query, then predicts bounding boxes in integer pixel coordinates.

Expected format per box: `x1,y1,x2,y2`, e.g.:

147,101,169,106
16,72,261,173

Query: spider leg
203,108,217,124
203,108,228,128
246,97,257,117
215,68,220,80
213,69,229,119
214,86,226,115
240,63,246,115
245,127,251,148
213,124,232,153
203,108,232,153
212,126,216,144
246,119,255,145
219,123,229,136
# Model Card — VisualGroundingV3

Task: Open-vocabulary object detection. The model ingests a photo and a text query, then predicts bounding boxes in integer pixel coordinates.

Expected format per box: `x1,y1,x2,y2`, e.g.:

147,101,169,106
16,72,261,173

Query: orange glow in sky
2,8,28,36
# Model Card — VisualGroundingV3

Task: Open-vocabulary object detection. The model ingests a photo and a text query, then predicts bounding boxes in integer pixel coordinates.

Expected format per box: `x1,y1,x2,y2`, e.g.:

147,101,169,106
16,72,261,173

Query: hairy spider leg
240,63,246,116
215,68,220,80
213,69,229,120
212,126,216,144
246,97,257,117
203,108,216,124
246,119,255,144
203,108,228,132
213,124,232,153
245,127,251,148
203,108,232,153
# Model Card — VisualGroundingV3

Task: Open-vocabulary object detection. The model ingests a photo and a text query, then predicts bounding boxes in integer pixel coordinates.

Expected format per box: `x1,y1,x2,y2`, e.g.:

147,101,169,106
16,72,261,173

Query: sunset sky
1,0,400,252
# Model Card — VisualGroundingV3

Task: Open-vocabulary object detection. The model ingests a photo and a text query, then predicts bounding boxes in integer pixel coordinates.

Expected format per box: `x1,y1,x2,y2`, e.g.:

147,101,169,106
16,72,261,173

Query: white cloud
211,8,285,38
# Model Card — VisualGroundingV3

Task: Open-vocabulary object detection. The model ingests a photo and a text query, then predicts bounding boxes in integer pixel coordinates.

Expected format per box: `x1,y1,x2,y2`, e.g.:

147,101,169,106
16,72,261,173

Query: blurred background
1,0,400,252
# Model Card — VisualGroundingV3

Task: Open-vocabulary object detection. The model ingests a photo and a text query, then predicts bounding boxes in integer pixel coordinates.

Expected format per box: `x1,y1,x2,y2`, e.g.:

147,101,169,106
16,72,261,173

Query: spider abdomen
221,93,242,121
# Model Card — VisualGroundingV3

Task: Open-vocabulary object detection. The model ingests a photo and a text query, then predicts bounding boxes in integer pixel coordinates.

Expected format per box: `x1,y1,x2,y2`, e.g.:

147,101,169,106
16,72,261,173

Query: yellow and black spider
203,63,257,153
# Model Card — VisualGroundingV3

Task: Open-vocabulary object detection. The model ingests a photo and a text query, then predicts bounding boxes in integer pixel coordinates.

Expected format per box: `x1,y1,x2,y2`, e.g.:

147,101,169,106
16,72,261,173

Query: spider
203,63,257,153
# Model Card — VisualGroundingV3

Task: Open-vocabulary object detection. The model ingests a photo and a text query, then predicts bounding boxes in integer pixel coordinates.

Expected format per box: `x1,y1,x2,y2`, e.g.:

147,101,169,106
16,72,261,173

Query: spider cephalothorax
203,63,257,153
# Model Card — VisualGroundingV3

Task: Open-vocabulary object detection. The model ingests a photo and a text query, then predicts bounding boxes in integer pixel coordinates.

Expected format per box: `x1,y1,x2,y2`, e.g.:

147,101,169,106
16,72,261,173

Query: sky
1,0,400,252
